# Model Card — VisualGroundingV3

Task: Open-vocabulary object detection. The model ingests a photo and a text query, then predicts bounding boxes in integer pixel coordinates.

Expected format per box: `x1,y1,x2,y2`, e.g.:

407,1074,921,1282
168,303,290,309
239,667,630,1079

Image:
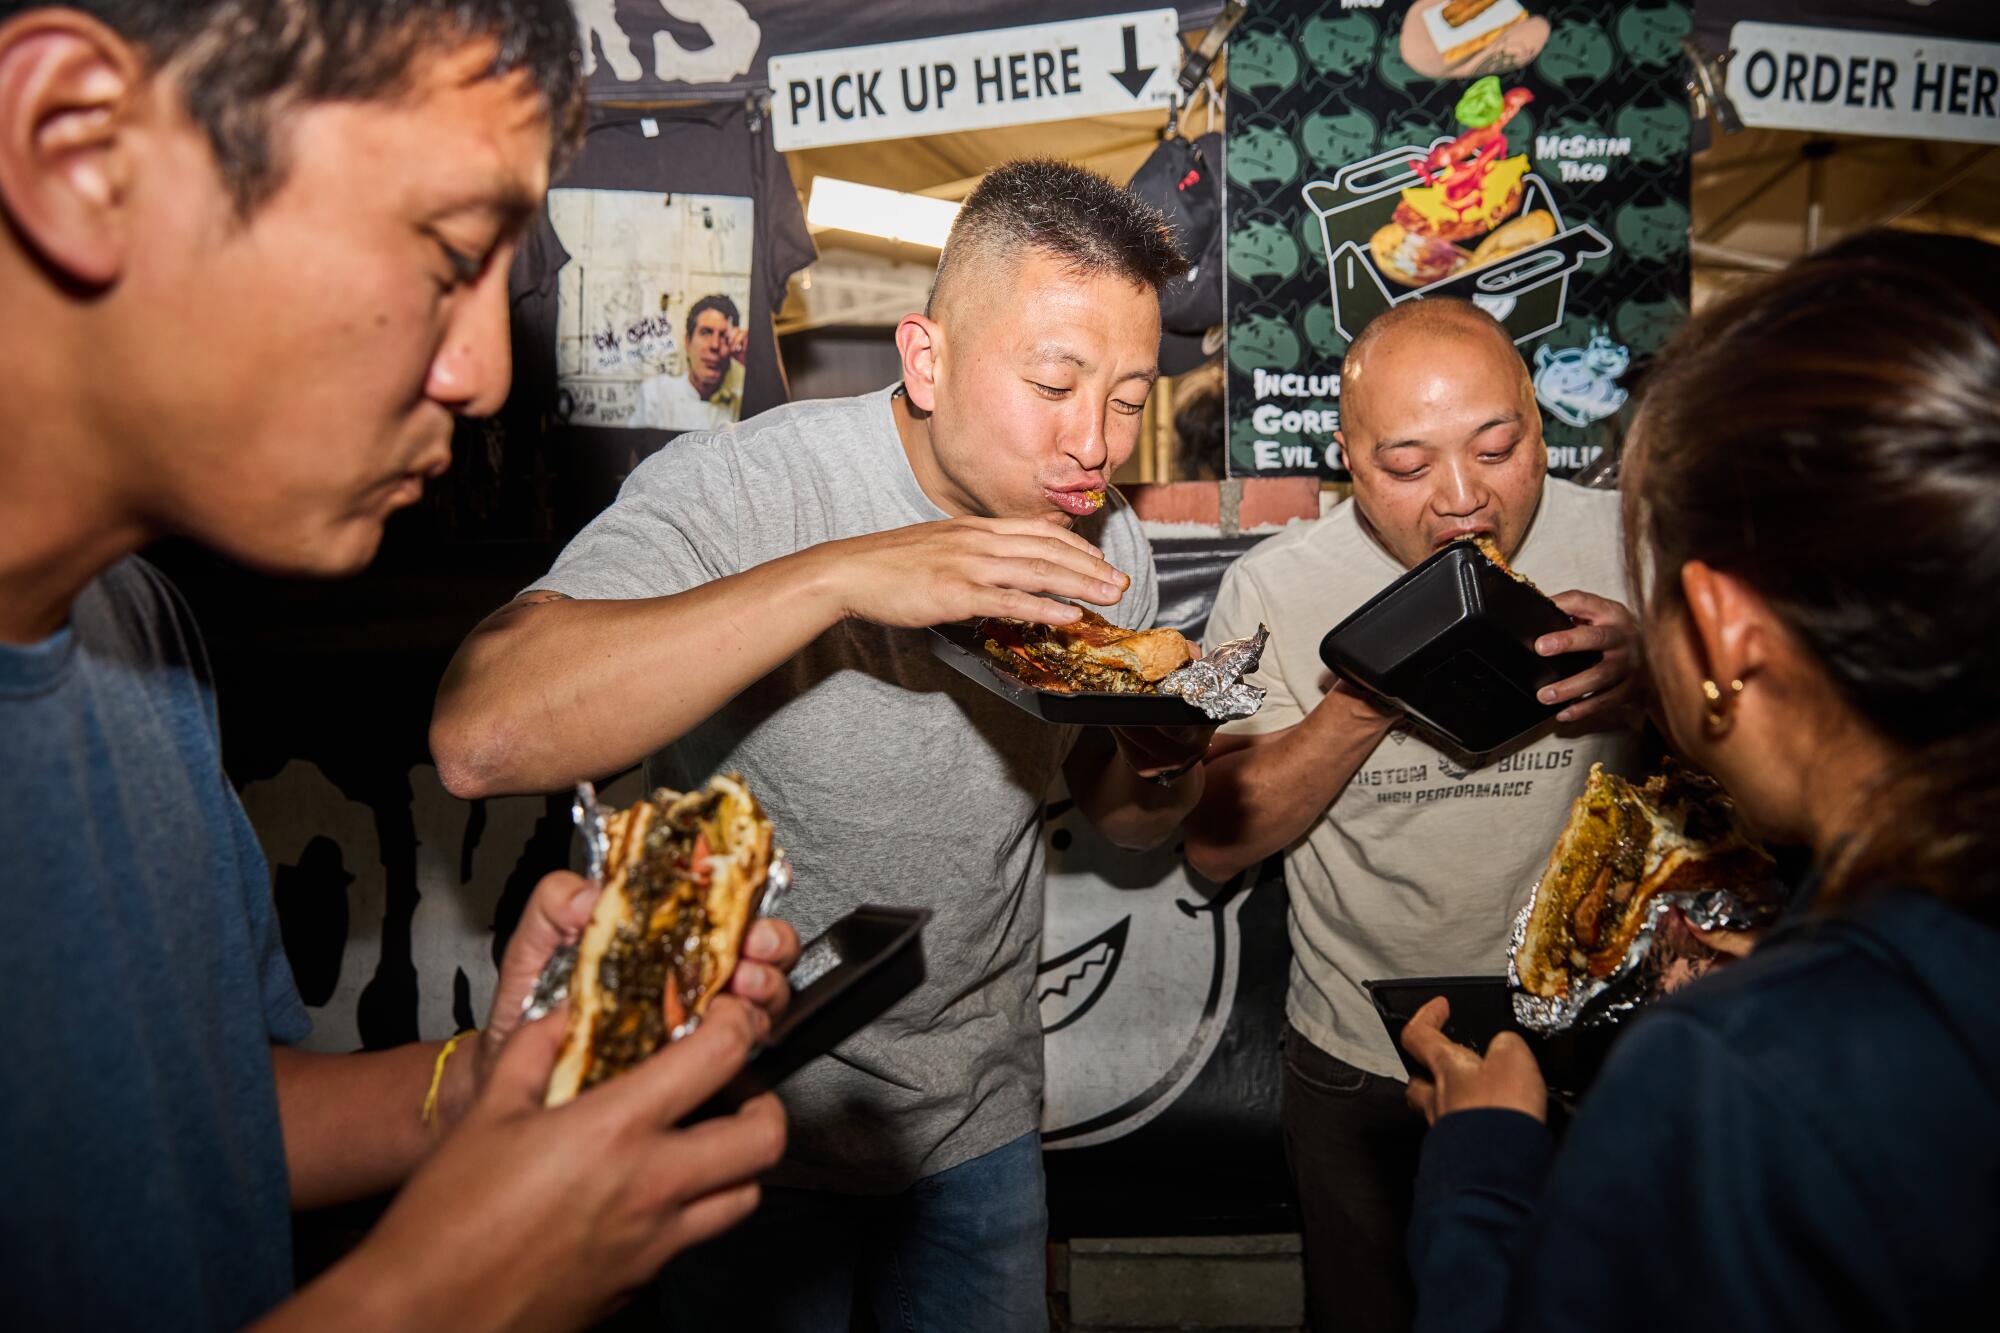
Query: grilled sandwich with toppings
1453,532,1540,591
545,774,775,1106
975,607,1193,694
1513,763,1776,1003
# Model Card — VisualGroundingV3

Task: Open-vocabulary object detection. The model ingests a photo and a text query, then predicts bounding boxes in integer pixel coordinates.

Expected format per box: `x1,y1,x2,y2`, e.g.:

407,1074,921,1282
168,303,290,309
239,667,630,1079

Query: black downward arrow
1109,24,1155,97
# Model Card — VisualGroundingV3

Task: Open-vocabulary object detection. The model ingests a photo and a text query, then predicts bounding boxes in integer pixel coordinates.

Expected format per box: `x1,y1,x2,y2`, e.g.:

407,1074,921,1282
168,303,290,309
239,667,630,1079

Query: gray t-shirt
537,385,1158,1190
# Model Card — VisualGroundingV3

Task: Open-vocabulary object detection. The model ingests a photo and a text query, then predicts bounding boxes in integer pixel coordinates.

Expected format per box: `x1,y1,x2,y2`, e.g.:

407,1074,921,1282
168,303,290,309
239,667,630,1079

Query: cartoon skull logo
1536,21,1616,89
1614,197,1691,265
1039,794,1256,1147
1229,123,1305,192
1301,12,1379,80
1616,2,1693,69
1301,107,1380,168
1229,217,1306,285
1301,302,1347,360
1229,29,1303,96
1377,38,1427,95
1615,101,1691,169
1228,311,1305,375
1615,296,1688,354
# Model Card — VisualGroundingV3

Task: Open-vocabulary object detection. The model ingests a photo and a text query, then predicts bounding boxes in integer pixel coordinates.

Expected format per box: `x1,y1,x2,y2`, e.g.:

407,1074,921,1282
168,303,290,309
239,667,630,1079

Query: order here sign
1724,22,2000,145
768,9,1181,152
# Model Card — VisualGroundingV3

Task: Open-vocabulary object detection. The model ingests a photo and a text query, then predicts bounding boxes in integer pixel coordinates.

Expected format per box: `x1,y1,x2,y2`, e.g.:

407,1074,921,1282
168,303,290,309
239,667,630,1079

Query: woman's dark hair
1623,229,2000,914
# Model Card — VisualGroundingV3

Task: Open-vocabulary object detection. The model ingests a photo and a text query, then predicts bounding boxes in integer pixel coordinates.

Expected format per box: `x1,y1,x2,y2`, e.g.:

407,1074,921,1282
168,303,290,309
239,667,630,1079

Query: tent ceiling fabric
1690,125,2000,305
784,107,1175,200
778,105,1182,333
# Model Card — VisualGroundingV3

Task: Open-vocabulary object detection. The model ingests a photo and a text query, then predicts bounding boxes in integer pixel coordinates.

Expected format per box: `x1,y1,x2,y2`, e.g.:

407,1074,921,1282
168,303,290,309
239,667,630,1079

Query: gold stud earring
1701,678,1745,739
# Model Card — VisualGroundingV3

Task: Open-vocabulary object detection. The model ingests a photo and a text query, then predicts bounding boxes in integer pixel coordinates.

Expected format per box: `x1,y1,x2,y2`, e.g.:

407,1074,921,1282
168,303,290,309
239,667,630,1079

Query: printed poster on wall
1224,0,1694,479
549,188,755,434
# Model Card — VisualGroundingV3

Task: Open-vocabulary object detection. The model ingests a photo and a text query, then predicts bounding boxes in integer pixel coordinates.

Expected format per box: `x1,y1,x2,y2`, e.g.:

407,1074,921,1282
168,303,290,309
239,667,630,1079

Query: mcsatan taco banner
1224,0,1694,479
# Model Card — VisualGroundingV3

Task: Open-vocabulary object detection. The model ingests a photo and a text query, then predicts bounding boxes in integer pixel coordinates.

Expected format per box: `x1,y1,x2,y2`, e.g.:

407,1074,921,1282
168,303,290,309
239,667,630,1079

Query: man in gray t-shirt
434,161,1212,1330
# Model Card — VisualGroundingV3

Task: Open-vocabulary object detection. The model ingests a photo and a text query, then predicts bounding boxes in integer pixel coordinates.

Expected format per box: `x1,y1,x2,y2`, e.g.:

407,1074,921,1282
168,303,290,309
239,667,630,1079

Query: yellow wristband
420,1032,469,1131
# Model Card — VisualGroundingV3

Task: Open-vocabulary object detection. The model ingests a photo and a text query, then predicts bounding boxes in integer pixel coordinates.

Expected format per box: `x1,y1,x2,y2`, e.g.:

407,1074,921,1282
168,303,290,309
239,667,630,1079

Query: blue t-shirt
0,558,309,1330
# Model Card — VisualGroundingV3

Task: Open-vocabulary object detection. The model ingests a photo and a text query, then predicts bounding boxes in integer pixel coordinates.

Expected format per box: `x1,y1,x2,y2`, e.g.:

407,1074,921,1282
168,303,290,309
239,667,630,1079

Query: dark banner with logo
1224,0,1694,479
571,0,1222,101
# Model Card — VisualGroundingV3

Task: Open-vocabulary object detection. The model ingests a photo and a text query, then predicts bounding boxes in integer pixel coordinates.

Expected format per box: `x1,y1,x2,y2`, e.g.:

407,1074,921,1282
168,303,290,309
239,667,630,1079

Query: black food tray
1319,542,1596,755
927,622,1209,726
1365,975,1618,1105
700,906,928,1115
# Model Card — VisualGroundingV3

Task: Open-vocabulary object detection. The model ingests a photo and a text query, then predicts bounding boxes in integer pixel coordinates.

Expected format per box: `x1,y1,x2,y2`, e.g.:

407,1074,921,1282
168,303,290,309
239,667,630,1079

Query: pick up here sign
768,9,1182,151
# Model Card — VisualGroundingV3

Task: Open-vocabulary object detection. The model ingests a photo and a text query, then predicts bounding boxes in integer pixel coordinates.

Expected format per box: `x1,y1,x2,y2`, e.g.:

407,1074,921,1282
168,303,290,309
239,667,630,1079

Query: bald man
432,159,1209,1331
1183,299,1644,1333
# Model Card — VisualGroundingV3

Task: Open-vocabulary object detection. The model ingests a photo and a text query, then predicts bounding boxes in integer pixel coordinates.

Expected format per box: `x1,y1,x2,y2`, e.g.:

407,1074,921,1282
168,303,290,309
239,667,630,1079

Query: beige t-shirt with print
1206,478,1640,1079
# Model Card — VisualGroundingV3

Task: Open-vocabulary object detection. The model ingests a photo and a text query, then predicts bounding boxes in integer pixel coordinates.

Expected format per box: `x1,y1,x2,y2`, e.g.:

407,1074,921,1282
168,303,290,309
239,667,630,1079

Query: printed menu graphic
1226,0,1693,479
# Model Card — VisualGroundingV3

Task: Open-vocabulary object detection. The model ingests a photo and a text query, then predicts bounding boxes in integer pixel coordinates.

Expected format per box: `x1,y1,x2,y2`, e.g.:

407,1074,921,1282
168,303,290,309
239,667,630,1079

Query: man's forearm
431,549,845,798
272,1041,472,1211
1182,698,1396,882
1069,733,1207,852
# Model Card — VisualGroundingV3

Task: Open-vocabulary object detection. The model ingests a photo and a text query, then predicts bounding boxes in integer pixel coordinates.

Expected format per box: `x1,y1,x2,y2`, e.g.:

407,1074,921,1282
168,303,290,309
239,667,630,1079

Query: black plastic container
927,622,1210,726
702,906,929,1116
1318,542,1596,755
1364,975,1618,1106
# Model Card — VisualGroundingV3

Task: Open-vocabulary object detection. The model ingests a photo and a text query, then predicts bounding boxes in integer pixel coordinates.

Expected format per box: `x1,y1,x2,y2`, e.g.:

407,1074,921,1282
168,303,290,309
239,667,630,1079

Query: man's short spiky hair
0,1,585,212
927,158,1186,318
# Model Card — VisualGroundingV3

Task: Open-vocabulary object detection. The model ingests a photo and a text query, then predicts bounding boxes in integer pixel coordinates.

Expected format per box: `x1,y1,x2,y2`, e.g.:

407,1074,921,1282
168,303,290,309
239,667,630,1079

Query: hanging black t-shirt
516,102,813,442
433,101,815,542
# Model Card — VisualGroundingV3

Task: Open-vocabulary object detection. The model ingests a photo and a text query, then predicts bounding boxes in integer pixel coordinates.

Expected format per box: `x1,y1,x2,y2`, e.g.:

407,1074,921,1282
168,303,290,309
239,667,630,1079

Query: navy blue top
1410,888,2000,1332
0,559,310,1330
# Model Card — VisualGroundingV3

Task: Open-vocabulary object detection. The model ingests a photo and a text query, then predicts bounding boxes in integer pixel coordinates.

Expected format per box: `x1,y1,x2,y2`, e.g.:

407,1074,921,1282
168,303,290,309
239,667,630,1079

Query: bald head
1340,298,1532,430
1334,298,1548,570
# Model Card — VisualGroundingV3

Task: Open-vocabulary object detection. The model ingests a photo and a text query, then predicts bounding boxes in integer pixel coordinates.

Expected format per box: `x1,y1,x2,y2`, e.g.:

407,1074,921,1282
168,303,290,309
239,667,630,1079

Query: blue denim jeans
655,1131,1049,1332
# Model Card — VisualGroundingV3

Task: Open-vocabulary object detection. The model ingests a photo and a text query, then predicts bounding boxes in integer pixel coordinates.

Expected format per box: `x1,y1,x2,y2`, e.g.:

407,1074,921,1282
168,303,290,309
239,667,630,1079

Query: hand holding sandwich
434,515,1138,798
421,870,800,1133
268,998,786,1333
818,513,1133,630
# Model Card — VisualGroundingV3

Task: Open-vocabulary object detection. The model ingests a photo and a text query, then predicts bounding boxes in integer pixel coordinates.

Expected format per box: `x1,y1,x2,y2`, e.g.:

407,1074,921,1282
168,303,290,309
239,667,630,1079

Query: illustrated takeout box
1303,140,1611,346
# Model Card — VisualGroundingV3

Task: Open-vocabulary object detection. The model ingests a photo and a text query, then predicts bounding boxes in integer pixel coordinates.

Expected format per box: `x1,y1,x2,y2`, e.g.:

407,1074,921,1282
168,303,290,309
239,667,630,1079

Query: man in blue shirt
0,4,796,1328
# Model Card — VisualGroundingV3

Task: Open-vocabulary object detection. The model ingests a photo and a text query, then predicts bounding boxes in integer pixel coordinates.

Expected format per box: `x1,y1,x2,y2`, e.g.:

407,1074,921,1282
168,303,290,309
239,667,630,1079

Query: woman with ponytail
1399,230,2000,1332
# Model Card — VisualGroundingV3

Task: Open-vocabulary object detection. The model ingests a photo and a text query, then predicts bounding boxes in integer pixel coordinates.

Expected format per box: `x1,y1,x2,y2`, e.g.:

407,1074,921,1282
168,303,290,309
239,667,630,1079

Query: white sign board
769,9,1181,152
1725,21,2000,145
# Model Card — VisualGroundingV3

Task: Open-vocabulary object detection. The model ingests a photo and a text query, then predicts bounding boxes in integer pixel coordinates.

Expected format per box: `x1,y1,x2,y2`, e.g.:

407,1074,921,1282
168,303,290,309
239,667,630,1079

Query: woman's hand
1399,996,1548,1126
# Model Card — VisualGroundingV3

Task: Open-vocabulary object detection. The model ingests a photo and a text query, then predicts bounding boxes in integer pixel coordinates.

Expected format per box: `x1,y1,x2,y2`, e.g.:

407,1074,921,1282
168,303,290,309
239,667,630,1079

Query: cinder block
1070,1235,1300,1257
1066,1234,1304,1329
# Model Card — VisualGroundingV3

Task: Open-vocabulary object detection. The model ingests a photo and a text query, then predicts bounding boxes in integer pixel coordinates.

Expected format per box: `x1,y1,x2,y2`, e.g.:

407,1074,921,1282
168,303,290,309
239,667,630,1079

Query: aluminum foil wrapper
521,781,791,1029
1158,624,1269,722
1507,878,1782,1034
